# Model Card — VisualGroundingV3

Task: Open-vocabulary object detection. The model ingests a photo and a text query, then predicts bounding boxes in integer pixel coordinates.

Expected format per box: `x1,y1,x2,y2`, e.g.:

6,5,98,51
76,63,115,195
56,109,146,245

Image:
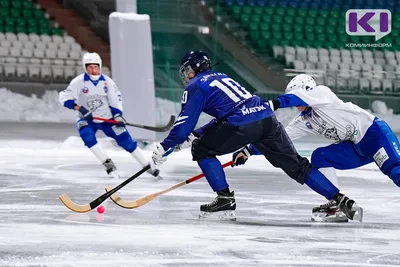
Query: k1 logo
346,9,391,41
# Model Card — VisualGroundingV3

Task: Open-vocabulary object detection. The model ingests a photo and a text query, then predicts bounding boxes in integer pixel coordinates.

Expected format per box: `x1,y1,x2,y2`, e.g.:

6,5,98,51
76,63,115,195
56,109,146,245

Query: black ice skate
102,159,120,178
311,200,348,223
199,190,236,220
147,168,161,179
335,193,363,222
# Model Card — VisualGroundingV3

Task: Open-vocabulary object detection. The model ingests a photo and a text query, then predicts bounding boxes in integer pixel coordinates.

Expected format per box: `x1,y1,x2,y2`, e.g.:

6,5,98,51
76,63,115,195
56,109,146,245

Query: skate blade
199,210,236,221
311,212,348,223
352,206,363,222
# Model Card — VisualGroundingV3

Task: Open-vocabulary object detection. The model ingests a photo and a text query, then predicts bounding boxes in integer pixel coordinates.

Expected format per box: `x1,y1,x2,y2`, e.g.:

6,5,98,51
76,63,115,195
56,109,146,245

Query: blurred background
0,0,399,124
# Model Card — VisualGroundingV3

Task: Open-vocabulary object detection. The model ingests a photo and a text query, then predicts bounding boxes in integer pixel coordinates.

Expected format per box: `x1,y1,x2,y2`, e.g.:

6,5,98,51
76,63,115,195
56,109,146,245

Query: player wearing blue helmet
150,50,362,221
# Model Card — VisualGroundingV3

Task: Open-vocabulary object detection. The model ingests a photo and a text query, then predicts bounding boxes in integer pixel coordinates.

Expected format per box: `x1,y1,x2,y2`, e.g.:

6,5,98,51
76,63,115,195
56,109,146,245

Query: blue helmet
179,50,212,85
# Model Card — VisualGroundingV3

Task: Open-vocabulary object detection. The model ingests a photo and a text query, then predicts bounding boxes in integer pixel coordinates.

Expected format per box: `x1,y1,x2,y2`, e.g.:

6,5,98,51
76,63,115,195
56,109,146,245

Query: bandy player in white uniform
59,52,160,178
232,74,400,222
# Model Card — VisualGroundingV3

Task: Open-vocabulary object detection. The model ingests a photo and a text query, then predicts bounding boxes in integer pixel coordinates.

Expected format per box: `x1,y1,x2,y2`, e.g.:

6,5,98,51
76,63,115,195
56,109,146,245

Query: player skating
150,51,362,221
233,74,400,222
59,52,160,178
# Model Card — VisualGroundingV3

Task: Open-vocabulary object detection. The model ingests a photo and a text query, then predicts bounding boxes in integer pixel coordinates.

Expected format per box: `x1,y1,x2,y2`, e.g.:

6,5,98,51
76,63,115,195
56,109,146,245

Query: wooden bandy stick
105,161,233,209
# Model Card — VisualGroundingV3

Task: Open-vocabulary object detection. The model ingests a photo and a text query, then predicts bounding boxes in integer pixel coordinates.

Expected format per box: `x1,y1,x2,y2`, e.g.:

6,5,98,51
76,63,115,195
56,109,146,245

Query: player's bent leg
253,118,363,221
192,139,235,219
356,119,400,188
190,120,262,219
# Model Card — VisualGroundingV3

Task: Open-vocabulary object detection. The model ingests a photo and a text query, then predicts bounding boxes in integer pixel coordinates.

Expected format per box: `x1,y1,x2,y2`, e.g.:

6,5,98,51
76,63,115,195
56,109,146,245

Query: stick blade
59,194,92,213
105,186,139,209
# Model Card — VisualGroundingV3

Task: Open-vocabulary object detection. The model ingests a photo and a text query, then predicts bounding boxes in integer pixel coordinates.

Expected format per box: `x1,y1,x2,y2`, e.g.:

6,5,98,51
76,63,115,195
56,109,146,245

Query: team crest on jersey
104,86,108,93
306,122,312,129
82,87,89,94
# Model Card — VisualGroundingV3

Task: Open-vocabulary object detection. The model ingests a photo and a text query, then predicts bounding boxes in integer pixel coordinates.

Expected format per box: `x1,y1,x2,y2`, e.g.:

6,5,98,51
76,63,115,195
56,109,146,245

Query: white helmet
82,52,102,80
285,74,316,93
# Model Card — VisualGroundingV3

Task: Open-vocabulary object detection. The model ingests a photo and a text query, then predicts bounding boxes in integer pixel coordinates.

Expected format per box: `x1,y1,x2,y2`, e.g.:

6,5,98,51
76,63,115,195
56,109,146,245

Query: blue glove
231,146,252,167
79,106,93,121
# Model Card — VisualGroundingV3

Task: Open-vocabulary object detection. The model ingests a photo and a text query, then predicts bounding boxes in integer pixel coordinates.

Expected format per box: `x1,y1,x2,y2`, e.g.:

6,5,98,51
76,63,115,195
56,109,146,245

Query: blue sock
305,168,339,200
198,158,229,192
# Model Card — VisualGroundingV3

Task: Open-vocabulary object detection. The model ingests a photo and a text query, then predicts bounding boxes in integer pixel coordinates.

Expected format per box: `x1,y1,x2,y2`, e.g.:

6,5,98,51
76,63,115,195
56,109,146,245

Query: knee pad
191,139,212,161
79,126,97,148
311,147,329,168
115,132,137,153
389,165,400,187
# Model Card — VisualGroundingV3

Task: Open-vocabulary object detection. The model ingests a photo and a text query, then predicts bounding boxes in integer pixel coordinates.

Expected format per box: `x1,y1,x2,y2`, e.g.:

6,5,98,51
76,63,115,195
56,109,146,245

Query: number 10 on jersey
210,78,252,103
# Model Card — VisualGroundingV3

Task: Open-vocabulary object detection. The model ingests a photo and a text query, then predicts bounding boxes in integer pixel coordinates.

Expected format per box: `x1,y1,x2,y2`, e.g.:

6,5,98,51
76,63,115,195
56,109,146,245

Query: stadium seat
47,42,58,51
370,79,382,93
359,78,370,93
4,65,16,80
325,76,336,88
59,43,69,51
293,60,305,70
24,41,34,49
28,66,40,80
351,63,362,71
327,62,338,71
40,67,51,79
36,42,46,50
316,62,327,70
394,80,400,93
64,67,75,80
16,66,28,79
285,54,295,66
2,40,11,48
382,79,393,93
305,62,315,70
28,33,40,42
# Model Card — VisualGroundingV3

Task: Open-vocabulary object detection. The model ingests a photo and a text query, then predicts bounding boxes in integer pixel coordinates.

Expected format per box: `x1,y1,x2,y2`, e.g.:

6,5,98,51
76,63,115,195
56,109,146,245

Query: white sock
90,144,108,164
130,148,148,167
319,167,339,188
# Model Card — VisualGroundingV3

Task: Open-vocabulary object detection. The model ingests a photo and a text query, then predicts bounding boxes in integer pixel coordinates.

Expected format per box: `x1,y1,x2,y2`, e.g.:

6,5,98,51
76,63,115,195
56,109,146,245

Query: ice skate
103,159,120,178
311,200,348,222
335,193,363,222
199,191,236,221
147,168,162,179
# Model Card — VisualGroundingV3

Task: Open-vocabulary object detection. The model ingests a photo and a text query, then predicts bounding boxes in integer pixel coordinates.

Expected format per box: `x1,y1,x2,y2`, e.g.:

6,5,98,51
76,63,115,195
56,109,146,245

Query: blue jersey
161,70,273,150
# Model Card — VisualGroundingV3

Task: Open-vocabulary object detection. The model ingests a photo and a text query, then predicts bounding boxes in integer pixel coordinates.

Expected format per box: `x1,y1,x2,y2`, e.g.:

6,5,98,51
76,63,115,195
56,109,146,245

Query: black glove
114,114,126,127
266,99,280,111
231,146,252,167
79,106,93,121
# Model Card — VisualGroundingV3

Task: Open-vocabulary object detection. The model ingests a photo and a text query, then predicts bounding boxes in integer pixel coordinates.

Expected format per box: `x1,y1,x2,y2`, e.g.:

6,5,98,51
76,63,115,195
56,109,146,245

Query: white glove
151,143,167,170
231,146,252,167
175,133,197,152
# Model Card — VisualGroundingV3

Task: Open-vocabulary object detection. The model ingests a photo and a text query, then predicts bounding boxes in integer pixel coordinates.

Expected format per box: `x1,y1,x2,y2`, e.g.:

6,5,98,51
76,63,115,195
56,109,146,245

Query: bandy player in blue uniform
150,51,362,220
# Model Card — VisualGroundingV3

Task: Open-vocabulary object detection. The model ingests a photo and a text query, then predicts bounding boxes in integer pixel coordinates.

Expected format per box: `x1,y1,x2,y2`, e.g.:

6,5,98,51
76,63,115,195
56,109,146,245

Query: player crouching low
59,52,160,178
232,74,400,222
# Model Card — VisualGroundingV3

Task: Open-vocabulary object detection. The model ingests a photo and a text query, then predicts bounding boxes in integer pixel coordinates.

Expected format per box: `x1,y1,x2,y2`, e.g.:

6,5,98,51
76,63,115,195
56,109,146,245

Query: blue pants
311,119,400,187
77,119,137,153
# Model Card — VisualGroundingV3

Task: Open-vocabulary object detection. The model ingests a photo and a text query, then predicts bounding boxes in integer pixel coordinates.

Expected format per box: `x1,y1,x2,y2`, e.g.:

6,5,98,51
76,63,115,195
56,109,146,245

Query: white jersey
59,73,123,120
283,85,375,144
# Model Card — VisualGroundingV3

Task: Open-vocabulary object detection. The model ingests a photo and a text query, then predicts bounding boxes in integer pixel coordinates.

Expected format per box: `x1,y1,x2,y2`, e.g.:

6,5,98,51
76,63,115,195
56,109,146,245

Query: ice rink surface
1,122,400,267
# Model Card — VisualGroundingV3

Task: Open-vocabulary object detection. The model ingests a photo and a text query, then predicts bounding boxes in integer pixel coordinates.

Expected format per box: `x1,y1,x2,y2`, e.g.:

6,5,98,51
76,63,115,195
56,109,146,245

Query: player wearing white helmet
233,73,400,222
59,52,160,178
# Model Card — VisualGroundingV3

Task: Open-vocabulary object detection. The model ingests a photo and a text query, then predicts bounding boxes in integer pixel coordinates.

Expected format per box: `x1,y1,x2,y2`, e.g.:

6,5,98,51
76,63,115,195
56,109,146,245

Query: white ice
0,123,400,267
